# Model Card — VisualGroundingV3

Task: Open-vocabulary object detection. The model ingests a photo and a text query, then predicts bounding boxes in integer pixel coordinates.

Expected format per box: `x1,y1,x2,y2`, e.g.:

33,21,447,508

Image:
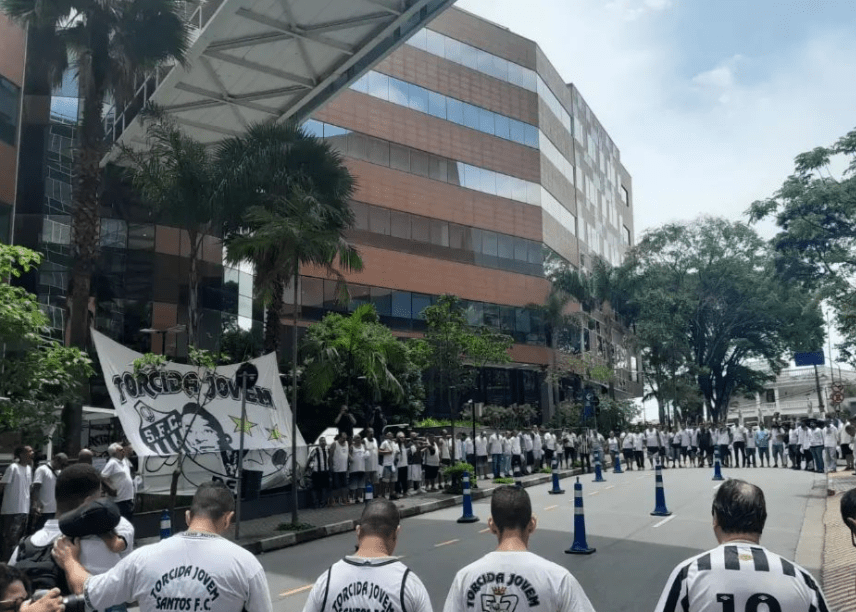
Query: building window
0,75,20,146
623,225,631,247
765,389,775,403
621,185,629,207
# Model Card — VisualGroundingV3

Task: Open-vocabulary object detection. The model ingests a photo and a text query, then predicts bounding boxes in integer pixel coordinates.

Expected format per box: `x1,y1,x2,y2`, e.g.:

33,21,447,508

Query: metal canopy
104,0,455,155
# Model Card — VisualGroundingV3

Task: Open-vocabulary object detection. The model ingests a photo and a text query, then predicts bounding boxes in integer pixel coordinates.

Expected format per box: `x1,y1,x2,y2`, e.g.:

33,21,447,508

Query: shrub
442,461,477,494
493,477,515,484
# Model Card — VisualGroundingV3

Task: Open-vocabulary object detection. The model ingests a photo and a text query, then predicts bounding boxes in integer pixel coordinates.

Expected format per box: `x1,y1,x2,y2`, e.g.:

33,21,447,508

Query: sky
455,0,856,237
456,0,856,418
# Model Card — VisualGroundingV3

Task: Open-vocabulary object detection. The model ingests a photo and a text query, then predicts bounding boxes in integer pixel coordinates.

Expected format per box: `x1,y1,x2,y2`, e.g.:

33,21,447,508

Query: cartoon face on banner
91,330,306,495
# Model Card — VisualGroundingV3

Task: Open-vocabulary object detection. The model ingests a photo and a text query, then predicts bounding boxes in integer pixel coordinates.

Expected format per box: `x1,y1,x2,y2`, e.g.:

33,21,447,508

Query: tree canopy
748,126,856,365
626,217,824,423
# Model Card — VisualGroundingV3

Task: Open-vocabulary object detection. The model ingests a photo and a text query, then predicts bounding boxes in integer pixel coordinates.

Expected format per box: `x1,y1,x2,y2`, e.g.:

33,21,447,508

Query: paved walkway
823,470,856,612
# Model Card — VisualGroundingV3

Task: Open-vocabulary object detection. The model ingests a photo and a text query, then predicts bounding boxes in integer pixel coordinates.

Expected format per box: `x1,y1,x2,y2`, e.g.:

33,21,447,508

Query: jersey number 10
716,593,781,612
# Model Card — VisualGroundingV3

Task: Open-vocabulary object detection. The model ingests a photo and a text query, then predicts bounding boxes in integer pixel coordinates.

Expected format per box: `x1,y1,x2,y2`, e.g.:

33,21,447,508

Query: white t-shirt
332,442,350,473
489,435,503,455
731,426,746,443
33,464,59,513
0,462,32,515
443,551,594,612
84,531,271,612
544,433,556,451
823,426,838,448
475,436,487,456
364,439,379,473
654,543,828,612
621,433,635,449
350,447,368,473
380,439,396,468
424,444,440,467
303,556,432,612
809,428,824,447
11,517,134,573
101,457,135,502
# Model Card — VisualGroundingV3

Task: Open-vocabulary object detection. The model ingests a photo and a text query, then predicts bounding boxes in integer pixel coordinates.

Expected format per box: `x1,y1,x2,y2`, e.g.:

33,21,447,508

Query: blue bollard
566,478,596,554
160,509,172,539
650,462,672,516
712,447,725,481
593,452,606,483
613,452,623,474
548,458,565,494
457,471,479,523
365,481,374,504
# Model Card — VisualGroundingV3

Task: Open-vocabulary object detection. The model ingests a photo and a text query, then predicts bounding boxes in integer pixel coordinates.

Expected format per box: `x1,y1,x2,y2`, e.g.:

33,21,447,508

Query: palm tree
120,109,219,349
0,0,189,450
220,121,361,525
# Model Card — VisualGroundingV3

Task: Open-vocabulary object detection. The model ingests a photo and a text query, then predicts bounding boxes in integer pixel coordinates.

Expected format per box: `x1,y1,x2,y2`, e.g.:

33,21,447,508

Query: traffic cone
593,452,606,483
712,447,724,481
650,462,672,516
613,453,624,474
364,481,374,504
565,478,596,554
548,458,565,494
160,509,172,539
457,471,479,523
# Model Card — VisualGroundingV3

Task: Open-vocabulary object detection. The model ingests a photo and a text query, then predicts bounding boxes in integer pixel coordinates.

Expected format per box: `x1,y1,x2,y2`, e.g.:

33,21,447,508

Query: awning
104,0,455,157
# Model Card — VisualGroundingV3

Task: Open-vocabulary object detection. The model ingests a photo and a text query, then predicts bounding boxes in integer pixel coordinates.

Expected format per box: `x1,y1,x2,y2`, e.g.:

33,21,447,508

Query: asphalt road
259,465,824,612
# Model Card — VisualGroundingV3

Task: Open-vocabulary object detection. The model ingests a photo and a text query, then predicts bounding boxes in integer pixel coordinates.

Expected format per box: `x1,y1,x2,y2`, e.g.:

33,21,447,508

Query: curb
243,468,585,554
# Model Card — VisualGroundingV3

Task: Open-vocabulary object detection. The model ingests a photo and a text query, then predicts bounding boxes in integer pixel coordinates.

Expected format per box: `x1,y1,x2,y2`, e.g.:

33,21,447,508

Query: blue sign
794,351,825,366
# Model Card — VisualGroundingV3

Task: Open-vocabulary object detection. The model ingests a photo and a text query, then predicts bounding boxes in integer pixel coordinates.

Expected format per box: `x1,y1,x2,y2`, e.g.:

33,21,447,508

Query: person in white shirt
808,420,825,474
303,500,432,612
501,432,513,478
840,422,854,471
798,421,813,471
330,433,351,506
464,434,476,470
680,427,692,467
101,443,135,521
531,428,543,470
823,420,839,473
522,432,534,473
607,432,620,467
654,479,829,612
11,463,133,578
731,424,747,468
443,486,595,612
423,435,441,492
621,431,635,471
645,426,660,469
54,481,272,612
543,429,556,466
0,446,34,562
744,426,757,467
348,434,368,503
489,432,504,479
377,432,397,500
31,453,67,531
566,431,578,468
363,428,380,489
476,432,489,480
510,432,523,477
633,426,646,469
788,423,801,469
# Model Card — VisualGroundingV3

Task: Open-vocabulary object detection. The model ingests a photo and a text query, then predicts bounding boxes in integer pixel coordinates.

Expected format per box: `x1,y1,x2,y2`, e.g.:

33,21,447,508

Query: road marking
652,515,676,528
636,475,647,480
279,585,313,598
544,504,558,511
479,527,491,533
589,491,599,496
713,484,722,490
435,539,460,548
605,485,615,490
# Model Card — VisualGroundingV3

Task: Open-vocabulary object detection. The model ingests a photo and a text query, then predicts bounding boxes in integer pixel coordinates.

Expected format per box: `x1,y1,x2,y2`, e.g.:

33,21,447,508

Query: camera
32,591,86,612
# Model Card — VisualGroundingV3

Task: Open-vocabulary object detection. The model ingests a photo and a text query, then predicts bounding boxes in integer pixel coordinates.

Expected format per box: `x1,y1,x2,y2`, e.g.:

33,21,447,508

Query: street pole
235,370,247,540
450,385,456,462
470,400,476,447
813,364,825,417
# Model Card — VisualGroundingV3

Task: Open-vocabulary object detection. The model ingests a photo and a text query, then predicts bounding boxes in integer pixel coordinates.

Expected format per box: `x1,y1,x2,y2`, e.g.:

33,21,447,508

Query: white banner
92,330,306,495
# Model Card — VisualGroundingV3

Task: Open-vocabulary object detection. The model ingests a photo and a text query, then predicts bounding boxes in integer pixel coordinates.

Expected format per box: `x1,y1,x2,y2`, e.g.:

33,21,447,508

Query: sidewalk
822,470,856,612
226,467,582,554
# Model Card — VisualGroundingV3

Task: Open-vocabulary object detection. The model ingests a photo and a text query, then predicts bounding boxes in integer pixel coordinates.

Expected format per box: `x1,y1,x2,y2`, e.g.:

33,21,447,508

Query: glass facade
0,74,19,146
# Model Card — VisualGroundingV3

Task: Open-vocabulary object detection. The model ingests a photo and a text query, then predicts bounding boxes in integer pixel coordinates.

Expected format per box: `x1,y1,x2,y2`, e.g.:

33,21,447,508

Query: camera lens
63,595,86,612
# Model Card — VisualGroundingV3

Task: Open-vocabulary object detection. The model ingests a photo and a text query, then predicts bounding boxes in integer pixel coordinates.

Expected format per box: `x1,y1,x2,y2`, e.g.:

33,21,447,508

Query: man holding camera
53,481,272,612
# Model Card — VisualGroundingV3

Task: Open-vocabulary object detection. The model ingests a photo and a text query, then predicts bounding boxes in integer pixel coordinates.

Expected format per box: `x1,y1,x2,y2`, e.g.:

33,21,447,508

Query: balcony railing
102,0,224,146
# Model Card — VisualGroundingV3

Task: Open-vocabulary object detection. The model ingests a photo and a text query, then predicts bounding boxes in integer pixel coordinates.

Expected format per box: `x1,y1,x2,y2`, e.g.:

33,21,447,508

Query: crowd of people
0,443,137,563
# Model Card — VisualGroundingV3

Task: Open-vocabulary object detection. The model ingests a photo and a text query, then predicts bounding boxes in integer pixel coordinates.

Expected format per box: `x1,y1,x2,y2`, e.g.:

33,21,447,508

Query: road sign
832,382,845,393
794,351,825,366
831,392,845,405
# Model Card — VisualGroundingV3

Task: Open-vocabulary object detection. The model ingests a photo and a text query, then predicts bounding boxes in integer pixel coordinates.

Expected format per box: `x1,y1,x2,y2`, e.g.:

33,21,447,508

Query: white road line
652,515,676,528
479,527,491,533
713,484,722,490
544,504,558,511
589,491,600,496
434,539,460,547
279,585,313,598
605,485,615,490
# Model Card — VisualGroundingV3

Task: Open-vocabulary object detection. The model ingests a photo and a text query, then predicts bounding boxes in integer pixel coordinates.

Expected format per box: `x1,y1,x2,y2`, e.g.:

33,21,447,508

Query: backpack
14,535,70,594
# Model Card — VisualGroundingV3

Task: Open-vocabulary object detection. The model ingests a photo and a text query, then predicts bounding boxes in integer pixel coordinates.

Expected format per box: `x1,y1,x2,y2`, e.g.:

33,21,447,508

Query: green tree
220,122,361,526
748,127,856,365
526,288,571,419
422,295,512,455
121,109,221,349
629,218,825,423
0,244,93,441
0,0,189,452
301,303,422,426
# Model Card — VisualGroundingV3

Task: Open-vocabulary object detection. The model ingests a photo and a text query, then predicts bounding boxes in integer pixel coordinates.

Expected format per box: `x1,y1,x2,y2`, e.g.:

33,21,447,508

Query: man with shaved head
302,500,432,612
654,479,829,612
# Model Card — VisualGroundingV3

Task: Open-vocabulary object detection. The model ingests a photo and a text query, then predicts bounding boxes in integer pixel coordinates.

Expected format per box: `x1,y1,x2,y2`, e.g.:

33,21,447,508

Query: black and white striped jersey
654,543,828,612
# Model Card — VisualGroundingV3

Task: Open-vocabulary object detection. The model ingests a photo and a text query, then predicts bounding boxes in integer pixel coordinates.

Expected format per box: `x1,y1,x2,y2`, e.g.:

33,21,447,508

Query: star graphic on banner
229,414,257,435
266,425,283,441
